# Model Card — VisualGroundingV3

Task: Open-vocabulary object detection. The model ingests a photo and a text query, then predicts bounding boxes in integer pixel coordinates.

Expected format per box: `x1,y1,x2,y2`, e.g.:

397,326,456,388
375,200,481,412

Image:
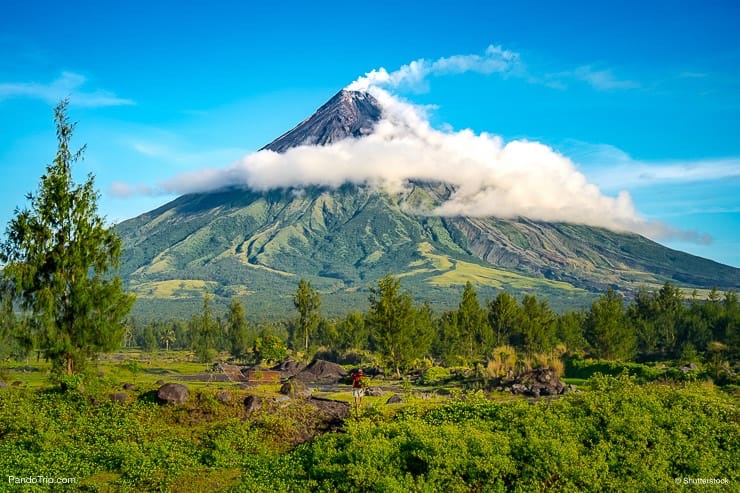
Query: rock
510,383,528,394
274,395,291,403
0,381,8,389
122,383,137,391
271,360,307,379
386,394,404,404
293,359,348,384
11,381,23,387
679,363,700,373
216,391,232,403
156,379,166,385
365,387,385,397
110,392,128,403
213,363,247,382
244,395,262,413
157,383,189,404
308,397,350,421
279,379,312,399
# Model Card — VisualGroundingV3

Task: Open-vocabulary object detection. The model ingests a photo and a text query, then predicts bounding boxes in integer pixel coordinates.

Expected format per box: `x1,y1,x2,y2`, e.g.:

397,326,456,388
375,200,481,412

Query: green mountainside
114,89,740,319
116,182,740,319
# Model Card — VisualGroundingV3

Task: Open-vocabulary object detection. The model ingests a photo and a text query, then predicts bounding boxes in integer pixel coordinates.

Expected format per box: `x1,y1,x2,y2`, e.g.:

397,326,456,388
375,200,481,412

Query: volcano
115,89,740,319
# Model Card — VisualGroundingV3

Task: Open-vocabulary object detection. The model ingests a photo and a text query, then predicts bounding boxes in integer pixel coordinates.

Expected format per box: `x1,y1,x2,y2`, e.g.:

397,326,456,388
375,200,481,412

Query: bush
419,366,451,385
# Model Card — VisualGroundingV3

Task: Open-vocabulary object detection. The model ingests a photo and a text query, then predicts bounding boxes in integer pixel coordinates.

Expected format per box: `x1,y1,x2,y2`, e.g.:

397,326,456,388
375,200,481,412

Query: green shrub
419,366,451,385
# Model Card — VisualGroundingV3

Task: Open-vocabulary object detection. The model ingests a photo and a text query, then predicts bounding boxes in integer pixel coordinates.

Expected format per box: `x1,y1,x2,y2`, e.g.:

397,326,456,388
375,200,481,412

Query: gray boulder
365,387,385,397
157,383,189,404
216,391,232,403
293,359,348,384
110,392,128,403
280,379,312,399
309,397,350,421
386,394,404,404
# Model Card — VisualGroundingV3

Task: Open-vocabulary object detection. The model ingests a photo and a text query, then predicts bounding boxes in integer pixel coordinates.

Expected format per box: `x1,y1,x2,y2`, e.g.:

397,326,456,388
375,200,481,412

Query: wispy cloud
0,71,134,107
569,142,740,188
347,45,523,92
348,45,638,93
572,65,640,90
130,140,247,167
109,182,155,198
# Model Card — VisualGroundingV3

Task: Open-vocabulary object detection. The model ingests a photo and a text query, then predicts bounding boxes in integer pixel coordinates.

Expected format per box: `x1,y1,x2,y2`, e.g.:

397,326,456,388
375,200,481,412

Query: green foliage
419,366,451,385
227,298,249,360
192,294,218,363
441,281,491,363
0,371,736,491
486,291,520,348
367,275,432,377
0,99,134,376
293,278,321,353
253,334,287,363
140,323,158,353
290,375,738,492
585,288,636,360
563,356,696,382
335,311,368,351
517,294,556,354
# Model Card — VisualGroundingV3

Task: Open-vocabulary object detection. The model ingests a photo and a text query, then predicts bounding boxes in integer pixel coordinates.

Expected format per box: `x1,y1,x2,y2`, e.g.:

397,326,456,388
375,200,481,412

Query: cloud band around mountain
111,86,710,244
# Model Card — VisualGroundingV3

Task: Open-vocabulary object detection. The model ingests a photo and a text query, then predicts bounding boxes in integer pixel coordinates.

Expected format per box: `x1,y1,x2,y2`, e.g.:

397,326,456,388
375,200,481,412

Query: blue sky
1,0,739,267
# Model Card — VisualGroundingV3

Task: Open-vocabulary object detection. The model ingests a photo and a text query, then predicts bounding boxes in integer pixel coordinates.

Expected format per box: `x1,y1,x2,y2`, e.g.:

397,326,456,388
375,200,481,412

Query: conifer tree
585,288,636,360
0,100,134,375
367,274,426,377
227,298,249,360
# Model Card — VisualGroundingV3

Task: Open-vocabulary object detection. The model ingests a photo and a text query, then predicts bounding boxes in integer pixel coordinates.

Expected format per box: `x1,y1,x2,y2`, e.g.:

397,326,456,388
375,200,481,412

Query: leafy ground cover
1,374,736,492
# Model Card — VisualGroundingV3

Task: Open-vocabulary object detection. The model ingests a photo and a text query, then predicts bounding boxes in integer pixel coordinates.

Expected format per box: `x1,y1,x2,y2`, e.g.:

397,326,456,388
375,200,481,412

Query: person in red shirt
351,368,366,411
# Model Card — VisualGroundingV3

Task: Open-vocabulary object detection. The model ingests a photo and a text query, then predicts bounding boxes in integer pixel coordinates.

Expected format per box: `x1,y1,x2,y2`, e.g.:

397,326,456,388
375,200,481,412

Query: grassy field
1,351,737,492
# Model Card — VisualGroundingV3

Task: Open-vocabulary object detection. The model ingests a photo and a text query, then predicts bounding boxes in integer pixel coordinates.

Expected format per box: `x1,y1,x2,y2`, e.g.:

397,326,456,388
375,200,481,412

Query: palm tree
160,327,176,352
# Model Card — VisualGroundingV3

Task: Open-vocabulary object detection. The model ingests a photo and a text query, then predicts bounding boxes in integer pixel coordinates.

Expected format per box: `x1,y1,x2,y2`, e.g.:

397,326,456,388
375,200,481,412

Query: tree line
86,275,738,377
301,277,738,374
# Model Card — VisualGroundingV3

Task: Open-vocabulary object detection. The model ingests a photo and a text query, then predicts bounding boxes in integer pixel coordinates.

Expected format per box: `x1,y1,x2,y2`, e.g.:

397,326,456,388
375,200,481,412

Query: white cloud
109,182,155,198
346,45,522,92
346,46,638,94
567,141,740,189
573,65,640,90
0,71,134,107
118,87,703,241
130,139,247,168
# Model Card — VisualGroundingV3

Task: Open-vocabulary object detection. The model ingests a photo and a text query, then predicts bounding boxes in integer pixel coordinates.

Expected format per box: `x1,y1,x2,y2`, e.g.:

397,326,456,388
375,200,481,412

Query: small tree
457,281,488,361
293,279,321,354
0,100,134,375
192,294,218,363
585,288,636,360
367,274,427,377
253,334,287,364
487,291,520,347
159,326,176,352
227,298,249,360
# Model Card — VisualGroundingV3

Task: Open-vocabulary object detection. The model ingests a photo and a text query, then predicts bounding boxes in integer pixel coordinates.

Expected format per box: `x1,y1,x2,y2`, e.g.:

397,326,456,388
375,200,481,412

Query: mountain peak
260,89,382,153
